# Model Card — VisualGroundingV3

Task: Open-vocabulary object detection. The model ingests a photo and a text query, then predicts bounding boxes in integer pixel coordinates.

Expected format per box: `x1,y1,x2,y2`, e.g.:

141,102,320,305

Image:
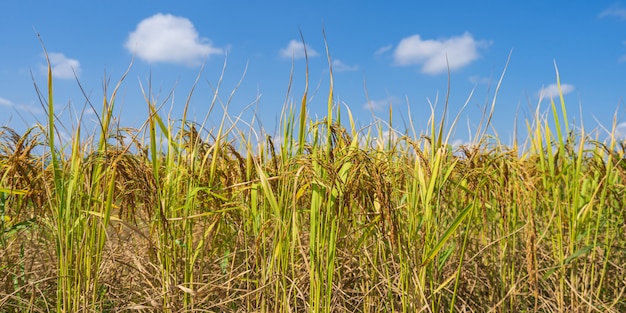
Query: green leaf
421,203,473,267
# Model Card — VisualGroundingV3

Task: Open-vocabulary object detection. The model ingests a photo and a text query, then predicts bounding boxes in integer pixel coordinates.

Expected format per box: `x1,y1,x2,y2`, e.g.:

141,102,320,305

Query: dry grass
0,46,625,312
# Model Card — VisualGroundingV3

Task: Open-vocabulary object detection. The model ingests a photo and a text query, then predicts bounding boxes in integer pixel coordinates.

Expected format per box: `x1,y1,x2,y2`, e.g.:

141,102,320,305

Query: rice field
0,47,625,312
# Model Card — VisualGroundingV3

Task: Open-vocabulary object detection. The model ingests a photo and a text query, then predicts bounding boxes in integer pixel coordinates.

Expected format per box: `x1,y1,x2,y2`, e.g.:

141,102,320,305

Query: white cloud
537,83,575,101
450,139,466,148
363,96,400,111
0,97,11,106
374,44,392,56
468,75,492,85
279,40,319,59
15,104,42,114
43,53,81,79
332,59,358,72
599,4,626,19
364,99,389,111
393,32,491,74
0,97,42,114
125,13,223,66
617,122,626,139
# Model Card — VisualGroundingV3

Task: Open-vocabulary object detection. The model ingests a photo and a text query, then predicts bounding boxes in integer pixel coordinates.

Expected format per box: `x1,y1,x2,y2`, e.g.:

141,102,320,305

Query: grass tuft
0,41,624,313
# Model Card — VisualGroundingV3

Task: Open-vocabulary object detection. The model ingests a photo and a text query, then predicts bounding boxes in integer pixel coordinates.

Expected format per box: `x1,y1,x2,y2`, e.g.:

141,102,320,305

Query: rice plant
0,41,624,313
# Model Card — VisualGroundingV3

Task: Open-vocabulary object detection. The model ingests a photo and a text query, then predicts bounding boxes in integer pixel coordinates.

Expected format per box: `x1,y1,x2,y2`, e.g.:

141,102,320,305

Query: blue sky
1,1,626,146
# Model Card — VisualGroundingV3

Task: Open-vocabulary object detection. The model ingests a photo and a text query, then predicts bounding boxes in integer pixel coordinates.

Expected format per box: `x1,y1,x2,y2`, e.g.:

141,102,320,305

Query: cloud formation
0,97,11,106
617,122,626,139
468,75,492,85
537,83,575,100
44,53,81,79
0,97,42,114
363,96,400,111
332,59,358,72
125,13,223,66
279,40,319,59
393,32,490,74
599,4,626,19
374,44,392,56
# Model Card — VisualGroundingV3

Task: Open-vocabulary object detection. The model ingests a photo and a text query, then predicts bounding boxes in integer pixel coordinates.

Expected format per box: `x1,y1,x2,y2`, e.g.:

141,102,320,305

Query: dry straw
0,37,624,312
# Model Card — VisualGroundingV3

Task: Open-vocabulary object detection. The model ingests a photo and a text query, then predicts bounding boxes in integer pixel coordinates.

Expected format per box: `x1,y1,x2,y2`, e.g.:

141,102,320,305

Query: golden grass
0,46,625,312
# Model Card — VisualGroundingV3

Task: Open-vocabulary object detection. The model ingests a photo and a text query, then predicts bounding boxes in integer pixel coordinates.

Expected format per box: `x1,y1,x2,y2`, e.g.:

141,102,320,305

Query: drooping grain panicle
0,38,624,313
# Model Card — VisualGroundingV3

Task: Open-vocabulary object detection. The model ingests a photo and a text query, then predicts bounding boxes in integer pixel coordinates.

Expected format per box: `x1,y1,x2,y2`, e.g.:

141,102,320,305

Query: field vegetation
0,44,625,312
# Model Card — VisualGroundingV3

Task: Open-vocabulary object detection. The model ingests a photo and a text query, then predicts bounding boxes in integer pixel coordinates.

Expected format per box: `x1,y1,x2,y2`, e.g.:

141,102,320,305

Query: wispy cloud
617,122,626,139
450,138,467,148
125,13,224,66
374,44,392,56
468,75,493,85
0,97,42,114
599,4,626,19
363,96,400,111
0,97,11,106
332,59,358,72
279,40,319,59
393,32,491,74
537,83,575,100
41,53,81,79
